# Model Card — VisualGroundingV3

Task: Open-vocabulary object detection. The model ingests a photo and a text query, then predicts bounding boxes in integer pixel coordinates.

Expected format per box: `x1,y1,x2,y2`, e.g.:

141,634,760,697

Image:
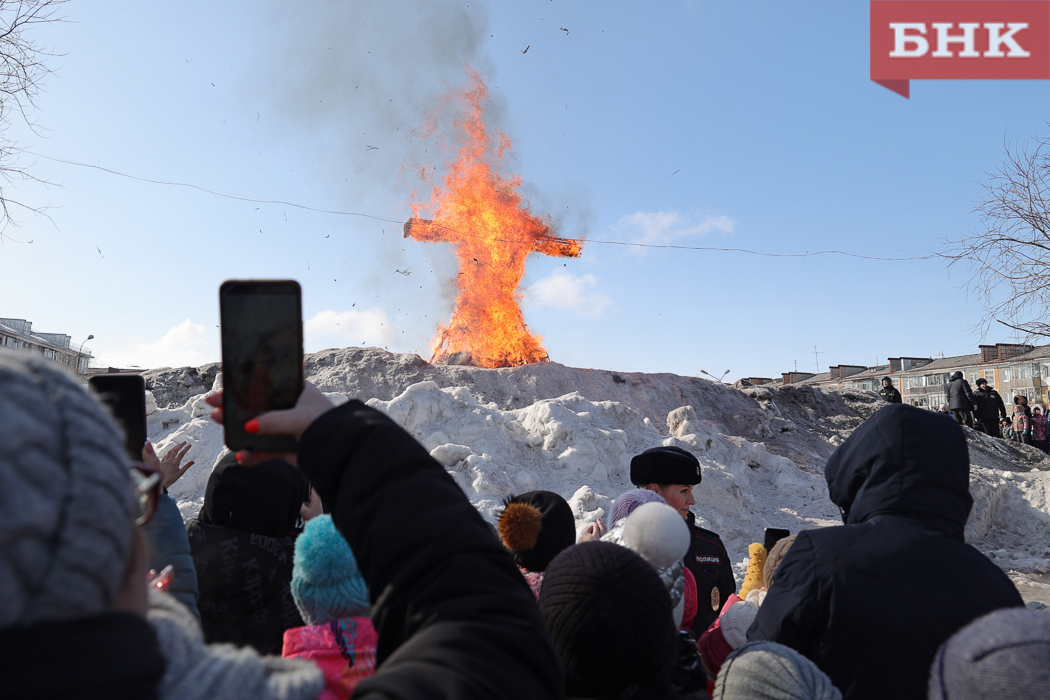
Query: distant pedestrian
1015,394,1033,419
1033,407,1049,453
1011,404,1032,446
878,377,901,403
973,378,1008,438
947,372,976,428
937,403,952,417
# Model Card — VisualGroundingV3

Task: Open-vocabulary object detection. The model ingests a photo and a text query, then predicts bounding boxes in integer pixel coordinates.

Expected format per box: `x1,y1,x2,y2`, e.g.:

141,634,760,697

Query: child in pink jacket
282,515,377,699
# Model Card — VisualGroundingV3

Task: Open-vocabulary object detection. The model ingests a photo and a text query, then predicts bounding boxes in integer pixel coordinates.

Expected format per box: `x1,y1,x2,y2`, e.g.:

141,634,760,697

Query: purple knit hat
609,489,666,524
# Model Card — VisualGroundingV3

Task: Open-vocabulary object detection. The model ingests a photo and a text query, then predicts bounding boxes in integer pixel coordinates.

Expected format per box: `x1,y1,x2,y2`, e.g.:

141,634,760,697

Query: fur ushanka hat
630,445,702,487
497,491,576,573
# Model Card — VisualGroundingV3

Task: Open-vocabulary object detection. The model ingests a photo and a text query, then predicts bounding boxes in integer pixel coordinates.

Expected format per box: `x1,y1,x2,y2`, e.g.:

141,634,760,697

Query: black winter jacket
973,386,1007,423
684,513,736,634
878,384,901,403
186,519,303,655
298,400,564,700
0,611,166,699
747,404,1023,700
947,372,976,411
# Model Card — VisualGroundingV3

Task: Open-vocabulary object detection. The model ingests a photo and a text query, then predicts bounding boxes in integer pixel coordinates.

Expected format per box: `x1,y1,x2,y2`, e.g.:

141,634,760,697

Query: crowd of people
880,374,1050,452
3,348,1049,700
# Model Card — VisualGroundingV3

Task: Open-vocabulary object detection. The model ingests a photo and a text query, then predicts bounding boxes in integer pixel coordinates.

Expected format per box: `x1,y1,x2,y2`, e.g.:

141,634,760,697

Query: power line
27,151,936,261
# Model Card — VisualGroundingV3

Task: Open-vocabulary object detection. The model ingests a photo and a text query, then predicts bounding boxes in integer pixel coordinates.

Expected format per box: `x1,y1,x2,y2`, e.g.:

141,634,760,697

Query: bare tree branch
941,127,1050,341
0,0,66,242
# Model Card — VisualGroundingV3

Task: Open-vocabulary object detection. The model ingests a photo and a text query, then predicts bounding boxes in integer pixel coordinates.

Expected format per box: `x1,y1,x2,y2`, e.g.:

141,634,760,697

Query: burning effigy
406,69,582,369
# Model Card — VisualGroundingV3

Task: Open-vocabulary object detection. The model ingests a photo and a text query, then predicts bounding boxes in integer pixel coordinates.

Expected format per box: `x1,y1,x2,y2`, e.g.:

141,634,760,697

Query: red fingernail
244,419,259,434
236,451,248,463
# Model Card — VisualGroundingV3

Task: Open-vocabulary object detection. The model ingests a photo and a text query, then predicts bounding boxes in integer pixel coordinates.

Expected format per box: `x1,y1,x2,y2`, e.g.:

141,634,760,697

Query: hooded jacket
948,372,976,411
187,453,310,654
747,404,1022,700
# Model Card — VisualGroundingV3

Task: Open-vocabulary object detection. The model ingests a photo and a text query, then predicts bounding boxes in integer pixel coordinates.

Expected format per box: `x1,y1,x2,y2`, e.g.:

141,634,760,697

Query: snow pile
144,347,1050,581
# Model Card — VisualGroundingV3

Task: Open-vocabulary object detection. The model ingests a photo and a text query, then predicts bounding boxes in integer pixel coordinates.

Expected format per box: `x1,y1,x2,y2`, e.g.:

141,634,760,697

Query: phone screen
764,527,791,552
89,374,147,461
220,280,303,451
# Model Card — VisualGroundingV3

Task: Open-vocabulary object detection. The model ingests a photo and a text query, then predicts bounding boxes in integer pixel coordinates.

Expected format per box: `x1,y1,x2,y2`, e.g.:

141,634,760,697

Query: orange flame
406,69,582,368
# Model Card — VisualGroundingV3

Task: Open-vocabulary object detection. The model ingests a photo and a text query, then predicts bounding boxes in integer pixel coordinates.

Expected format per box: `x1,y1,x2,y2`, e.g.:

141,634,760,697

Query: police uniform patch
711,586,720,611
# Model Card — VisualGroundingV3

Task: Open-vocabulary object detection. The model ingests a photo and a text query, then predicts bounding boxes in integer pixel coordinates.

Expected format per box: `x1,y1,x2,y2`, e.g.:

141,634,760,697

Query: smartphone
219,279,304,452
764,527,791,552
89,374,147,461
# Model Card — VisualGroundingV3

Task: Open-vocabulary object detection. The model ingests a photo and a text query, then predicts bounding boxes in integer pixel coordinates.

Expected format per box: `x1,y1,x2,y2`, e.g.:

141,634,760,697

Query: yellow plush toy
738,542,767,599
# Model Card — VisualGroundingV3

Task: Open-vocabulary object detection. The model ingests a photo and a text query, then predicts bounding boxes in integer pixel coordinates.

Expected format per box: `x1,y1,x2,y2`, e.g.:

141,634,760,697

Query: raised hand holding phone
205,382,335,467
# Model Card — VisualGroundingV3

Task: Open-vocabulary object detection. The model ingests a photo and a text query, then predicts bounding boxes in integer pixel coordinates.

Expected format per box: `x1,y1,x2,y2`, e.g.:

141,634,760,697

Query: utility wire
28,152,935,261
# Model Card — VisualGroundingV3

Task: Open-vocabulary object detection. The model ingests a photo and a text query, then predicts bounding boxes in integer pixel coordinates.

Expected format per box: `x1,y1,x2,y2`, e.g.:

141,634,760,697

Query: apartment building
0,318,93,374
781,342,1050,408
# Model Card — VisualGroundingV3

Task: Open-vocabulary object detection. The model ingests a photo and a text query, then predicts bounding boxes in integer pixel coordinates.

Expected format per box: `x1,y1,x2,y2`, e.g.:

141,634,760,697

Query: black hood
825,404,972,538
950,371,963,381
200,452,310,538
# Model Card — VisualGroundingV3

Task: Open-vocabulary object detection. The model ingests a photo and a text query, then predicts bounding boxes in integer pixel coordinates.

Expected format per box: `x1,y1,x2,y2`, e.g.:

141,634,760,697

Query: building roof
908,352,984,372
0,319,92,357
785,343,1050,387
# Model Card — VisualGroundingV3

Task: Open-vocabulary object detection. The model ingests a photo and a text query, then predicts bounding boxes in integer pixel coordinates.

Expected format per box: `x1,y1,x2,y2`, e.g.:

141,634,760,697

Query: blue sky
1,0,1046,379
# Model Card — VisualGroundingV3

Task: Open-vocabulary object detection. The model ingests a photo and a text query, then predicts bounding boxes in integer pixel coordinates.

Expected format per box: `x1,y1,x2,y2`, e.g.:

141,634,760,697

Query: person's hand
579,518,606,543
301,488,323,522
142,441,195,490
205,383,335,466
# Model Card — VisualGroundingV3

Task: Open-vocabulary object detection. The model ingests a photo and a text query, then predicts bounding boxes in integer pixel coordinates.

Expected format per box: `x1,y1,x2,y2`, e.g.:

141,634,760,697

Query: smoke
256,0,493,208
253,0,498,338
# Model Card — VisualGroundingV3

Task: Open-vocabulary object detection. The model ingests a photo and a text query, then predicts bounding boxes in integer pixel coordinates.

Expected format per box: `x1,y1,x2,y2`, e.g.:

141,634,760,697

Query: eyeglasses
130,462,162,526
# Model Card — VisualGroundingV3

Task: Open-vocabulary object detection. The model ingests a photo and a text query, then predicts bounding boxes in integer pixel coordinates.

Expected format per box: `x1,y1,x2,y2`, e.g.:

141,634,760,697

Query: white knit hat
721,600,760,649
0,349,134,626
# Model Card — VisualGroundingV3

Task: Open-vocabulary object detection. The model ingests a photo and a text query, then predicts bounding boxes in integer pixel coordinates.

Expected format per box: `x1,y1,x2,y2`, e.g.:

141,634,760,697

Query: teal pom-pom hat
291,515,371,625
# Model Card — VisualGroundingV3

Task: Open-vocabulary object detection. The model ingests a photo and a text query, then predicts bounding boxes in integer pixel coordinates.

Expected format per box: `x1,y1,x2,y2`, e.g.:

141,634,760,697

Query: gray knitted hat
0,349,135,626
715,641,842,700
929,608,1050,700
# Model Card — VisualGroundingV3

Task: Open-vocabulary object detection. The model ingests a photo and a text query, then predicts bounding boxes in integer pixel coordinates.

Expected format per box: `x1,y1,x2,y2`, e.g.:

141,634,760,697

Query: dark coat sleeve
963,381,975,405
745,531,824,657
144,493,199,620
297,401,564,700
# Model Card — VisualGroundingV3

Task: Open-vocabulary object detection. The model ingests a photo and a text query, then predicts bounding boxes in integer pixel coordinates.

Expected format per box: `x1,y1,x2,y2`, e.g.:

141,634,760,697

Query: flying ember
405,68,582,368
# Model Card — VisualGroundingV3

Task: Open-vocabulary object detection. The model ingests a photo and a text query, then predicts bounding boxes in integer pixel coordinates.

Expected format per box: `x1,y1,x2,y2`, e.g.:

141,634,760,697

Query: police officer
973,378,1008,438
631,445,736,633
879,377,902,403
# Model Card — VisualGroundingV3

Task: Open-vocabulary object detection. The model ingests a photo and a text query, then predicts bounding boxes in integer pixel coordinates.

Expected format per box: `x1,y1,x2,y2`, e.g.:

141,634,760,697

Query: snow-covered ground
144,347,1050,586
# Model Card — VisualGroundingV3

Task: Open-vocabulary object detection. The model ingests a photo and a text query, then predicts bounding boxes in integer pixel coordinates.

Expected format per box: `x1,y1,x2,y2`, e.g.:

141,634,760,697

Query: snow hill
143,347,1050,585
